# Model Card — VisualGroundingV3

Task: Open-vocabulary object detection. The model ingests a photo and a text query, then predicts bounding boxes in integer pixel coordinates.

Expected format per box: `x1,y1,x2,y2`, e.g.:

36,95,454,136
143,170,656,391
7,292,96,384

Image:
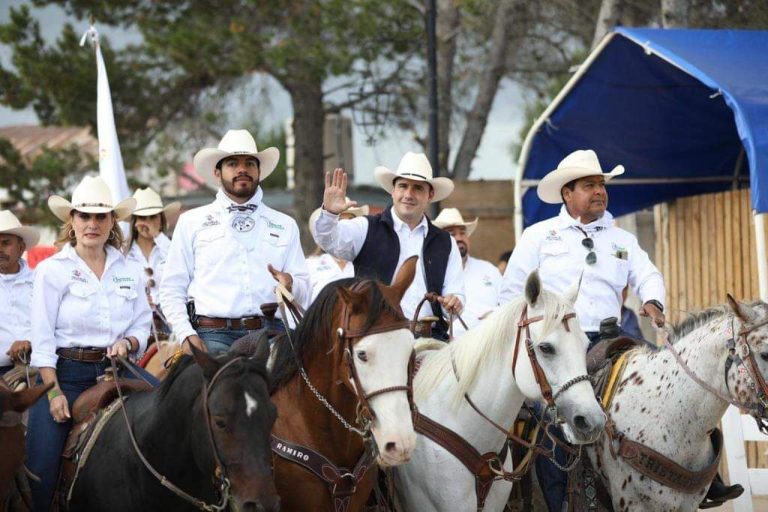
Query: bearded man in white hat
433,208,501,335
0,211,39,377
160,129,310,354
313,153,464,341
499,149,668,512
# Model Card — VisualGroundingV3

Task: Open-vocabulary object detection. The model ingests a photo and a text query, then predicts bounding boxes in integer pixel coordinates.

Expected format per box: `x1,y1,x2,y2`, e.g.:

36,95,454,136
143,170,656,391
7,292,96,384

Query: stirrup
699,483,744,509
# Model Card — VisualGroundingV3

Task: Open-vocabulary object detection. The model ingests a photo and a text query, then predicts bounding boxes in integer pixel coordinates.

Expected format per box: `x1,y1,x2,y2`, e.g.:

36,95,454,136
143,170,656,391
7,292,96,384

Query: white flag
80,25,130,205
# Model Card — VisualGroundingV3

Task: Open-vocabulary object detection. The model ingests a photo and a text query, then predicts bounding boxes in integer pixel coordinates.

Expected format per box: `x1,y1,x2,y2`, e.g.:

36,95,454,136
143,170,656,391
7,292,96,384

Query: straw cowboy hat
374,152,454,203
193,129,280,190
0,210,39,247
48,176,136,222
537,149,625,204
132,187,181,217
433,208,478,236
308,200,370,237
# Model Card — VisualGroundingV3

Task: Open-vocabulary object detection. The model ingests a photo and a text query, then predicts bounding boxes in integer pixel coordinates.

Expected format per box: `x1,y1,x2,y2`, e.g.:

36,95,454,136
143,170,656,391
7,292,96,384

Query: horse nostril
574,415,590,432
760,352,768,362
385,441,398,453
241,502,259,512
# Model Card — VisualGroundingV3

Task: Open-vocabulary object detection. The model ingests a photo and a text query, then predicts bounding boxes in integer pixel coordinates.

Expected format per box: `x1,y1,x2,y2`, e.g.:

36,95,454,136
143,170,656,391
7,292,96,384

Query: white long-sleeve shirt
126,233,171,304
306,253,355,303
453,256,502,336
0,259,34,366
159,188,310,341
30,244,152,368
499,206,665,332
313,207,465,320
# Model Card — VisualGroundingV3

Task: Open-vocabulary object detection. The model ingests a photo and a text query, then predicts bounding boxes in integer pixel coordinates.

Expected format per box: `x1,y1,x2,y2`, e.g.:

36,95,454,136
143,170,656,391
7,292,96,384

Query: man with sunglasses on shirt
499,150,744,512
499,149,665,348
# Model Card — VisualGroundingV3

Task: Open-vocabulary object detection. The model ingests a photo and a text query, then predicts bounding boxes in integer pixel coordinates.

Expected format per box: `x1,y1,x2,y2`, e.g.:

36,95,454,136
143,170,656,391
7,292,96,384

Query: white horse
584,296,768,511
393,271,606,512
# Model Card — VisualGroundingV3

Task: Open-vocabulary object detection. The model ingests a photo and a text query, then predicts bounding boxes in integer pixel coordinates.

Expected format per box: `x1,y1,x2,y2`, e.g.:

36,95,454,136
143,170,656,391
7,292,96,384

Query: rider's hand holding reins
268,264,293,293
7,339,31,363
323,168,358,215
440,294,464,315
182,335,207,355
640,301,665,328
107,337,136,359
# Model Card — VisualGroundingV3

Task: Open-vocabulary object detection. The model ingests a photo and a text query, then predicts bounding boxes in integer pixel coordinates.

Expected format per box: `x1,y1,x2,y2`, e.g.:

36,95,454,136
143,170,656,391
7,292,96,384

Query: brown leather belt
194,316,263,330
56,347,107,363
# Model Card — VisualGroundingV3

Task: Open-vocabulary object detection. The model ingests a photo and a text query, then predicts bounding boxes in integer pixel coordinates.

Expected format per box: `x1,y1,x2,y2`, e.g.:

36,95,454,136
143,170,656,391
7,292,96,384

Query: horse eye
538,343,555,356
356,351,368,362
214,417,227,429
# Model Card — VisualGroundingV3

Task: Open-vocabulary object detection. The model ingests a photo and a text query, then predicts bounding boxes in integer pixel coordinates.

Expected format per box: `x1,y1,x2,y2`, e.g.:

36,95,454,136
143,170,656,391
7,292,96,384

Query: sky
0,1,525,185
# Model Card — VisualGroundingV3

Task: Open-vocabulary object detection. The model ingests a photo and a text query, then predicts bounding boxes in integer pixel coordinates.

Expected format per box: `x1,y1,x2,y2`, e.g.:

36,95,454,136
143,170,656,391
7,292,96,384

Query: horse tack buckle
332,472,357,496
487,456,505,477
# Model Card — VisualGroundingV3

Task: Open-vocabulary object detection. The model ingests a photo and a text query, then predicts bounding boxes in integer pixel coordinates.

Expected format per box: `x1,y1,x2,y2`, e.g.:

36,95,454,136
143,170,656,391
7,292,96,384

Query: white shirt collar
58,243,124,269
215,186,263,212
390,207,428,235
556,205,614,232
0,258,31,282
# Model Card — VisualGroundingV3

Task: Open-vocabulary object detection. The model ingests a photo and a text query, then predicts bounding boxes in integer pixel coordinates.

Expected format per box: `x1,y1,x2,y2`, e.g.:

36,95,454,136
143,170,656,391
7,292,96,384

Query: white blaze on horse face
244,392,258,418
351,328,417,467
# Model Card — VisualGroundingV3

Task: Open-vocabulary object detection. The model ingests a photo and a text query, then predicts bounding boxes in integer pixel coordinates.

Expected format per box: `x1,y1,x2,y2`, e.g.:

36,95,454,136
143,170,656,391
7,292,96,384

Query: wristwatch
644,299,664,312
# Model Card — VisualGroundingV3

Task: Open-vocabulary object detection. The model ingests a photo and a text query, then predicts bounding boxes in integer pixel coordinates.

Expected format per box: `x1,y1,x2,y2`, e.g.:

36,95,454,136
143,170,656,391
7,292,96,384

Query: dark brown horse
268,256,419,512
0,378,51,509
66,342,279,511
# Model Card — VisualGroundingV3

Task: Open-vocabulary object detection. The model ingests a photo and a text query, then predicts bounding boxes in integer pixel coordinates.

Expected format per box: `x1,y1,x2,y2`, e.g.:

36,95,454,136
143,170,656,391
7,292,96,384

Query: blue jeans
26,358,109,512
0,364,13,377
198,318,286,354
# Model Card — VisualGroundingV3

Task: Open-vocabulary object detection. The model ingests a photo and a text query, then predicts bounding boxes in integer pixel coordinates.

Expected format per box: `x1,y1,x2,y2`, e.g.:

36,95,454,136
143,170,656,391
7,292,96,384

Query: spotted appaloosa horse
394,271,606,512
584,297,768,511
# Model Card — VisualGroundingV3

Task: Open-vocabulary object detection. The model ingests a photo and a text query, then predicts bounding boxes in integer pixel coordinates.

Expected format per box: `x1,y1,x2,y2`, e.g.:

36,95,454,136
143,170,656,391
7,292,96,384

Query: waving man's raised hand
323,168,358,215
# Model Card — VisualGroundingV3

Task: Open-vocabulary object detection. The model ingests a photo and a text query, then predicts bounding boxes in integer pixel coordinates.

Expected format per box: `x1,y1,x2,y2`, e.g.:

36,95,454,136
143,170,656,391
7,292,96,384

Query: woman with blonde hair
125,187,180,336
26,176,151,511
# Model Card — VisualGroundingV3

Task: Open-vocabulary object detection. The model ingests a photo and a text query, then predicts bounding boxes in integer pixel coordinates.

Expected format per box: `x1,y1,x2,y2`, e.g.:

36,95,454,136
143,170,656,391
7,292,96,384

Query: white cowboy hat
537,149,625,204
193,129,280,190
0,210,39,248
132,187,181,217
433,208,478,236
308,200,370,237
48,176,136,222
374,152,454,203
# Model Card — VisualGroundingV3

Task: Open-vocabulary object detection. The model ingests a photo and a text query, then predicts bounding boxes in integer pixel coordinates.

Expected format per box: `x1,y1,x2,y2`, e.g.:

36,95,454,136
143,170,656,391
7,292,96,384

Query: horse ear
525,270,542,308
190,343,222,381
390,256,418,300
563,273,582,306
337,287,367,313
727,293,758,323
250,336,271,368
9,382,53,413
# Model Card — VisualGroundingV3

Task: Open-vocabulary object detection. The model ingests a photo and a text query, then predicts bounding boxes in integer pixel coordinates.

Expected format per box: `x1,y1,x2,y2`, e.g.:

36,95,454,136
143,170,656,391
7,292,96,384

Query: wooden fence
653,187,768,474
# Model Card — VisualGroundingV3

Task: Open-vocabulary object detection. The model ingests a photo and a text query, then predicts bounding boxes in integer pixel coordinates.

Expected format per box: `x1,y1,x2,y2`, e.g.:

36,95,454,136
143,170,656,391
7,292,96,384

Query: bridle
666,312,768,434
112,356,243,511
278,281,416,439
512,304,591,414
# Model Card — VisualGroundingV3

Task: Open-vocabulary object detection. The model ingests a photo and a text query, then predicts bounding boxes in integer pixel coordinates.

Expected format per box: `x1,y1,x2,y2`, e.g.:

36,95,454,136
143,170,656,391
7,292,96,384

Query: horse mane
414,288,572,406
157,348,270,402
667,300,765,344
268,277,402,393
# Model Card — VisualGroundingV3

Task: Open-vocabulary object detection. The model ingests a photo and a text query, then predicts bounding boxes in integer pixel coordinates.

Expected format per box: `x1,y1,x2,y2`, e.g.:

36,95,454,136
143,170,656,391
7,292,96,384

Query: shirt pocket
607,255,630,287
194,230,226,269
69,282,97,300
260,231,290,263
115,285,139,302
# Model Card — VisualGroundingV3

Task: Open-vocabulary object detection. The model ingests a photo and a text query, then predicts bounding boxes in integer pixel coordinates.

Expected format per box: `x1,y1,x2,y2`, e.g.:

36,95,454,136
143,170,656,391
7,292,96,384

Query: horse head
725,295,768,423
189,342,280,512
333,256,418,467
516,271,605,444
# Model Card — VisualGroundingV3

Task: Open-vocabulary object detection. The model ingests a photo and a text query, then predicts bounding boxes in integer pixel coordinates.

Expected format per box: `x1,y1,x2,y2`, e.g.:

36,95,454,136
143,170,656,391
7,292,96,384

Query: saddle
586,336,641,375
54,371,152,511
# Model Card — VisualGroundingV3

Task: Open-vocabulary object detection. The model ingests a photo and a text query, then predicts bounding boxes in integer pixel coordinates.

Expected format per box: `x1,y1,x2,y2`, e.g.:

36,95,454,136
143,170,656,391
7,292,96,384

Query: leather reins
111,356,240,511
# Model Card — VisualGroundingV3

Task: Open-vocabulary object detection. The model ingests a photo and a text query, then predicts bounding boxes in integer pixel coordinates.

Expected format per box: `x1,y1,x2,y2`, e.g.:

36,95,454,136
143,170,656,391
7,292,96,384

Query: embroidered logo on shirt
232,215,256,232
71,269,87,283
202,214,220,227
545,230,562,241
611,243,628,260
482,276,493,287
113,276,135,284
267,220,285,231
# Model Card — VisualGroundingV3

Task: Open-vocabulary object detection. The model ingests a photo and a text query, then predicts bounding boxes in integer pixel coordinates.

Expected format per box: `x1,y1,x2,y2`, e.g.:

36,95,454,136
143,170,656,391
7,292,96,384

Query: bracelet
121,337,135,353
47,388,63,401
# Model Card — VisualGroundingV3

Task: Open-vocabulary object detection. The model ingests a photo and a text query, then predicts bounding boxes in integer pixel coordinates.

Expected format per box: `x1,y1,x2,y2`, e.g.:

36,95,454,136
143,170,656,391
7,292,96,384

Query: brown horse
268,256,419,512
0,378,52,509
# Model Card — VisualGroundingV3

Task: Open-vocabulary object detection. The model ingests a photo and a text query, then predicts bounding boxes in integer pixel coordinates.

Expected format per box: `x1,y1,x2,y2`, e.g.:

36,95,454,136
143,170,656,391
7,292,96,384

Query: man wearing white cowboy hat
160,129,310,354
499,149,667,512
313,152,464,341
433,207,501,336
0,210,40,377
306,200,369,303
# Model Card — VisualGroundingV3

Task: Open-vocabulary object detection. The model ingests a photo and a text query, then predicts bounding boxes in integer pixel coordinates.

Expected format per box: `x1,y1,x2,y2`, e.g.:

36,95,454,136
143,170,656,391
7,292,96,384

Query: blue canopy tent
514,27,768,296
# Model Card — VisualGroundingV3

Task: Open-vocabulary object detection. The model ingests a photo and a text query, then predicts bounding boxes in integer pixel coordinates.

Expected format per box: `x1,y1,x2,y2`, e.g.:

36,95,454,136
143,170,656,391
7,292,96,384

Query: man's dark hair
215,156,261,171
498,250,512,263
560,179,577,203
392,176,434,192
